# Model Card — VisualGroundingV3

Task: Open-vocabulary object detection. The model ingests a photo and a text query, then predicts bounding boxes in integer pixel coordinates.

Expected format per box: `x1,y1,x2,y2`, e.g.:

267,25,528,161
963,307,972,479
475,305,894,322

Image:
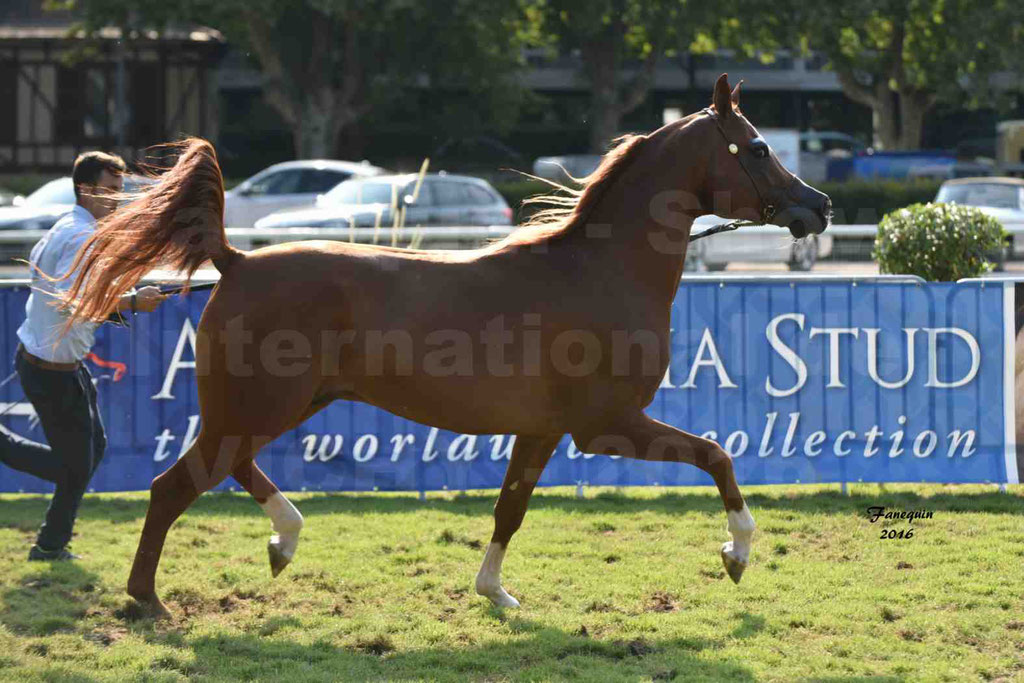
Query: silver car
255,174,513,229
935,177,1024,256
224,160,385,228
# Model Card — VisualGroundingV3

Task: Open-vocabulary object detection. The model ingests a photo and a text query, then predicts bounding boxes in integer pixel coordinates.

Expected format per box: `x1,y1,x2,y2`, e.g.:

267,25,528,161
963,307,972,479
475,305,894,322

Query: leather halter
687,107,774,243
700,107,780,224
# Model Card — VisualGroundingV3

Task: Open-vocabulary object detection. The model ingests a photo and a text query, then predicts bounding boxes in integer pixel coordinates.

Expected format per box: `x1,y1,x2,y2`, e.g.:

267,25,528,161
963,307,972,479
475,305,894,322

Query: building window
0,63,15,144
57,64,113,143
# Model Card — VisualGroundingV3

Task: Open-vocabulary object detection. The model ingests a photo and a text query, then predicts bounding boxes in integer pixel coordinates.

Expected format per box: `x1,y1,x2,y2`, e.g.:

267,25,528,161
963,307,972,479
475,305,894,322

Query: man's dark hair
72,151,126,200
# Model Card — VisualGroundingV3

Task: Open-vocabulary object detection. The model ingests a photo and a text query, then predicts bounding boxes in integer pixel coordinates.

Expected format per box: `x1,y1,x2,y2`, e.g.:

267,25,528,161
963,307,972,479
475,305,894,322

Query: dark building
0,0,223,172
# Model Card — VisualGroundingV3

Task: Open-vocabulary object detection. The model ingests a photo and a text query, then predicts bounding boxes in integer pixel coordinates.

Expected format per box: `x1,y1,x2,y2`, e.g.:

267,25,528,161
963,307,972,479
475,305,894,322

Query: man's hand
134,286,167,313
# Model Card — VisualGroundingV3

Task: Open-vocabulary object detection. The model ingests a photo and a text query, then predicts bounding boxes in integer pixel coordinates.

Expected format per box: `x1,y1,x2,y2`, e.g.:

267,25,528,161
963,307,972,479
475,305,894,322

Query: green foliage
874,202,1006,281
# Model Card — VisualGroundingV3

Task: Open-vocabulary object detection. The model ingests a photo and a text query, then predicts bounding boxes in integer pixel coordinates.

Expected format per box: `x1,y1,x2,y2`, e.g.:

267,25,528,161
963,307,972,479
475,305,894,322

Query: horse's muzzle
775,179,831,238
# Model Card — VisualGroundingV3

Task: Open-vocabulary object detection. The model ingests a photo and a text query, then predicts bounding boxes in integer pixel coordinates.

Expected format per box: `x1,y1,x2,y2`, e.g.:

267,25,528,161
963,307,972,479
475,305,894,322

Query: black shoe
28,544,80,561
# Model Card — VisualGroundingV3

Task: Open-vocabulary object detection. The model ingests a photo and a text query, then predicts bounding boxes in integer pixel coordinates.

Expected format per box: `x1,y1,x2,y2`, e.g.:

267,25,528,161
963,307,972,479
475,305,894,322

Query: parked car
532,154,603,183
0,177,75,232
799,131,866,183
255,173,513,229
0,186,19,207
224,160,385,228
935,176,1024,256
686,216,833,272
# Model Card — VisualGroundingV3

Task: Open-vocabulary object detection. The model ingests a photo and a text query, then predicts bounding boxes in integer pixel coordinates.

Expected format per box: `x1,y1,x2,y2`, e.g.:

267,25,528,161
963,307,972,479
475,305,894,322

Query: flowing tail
60,137,240,330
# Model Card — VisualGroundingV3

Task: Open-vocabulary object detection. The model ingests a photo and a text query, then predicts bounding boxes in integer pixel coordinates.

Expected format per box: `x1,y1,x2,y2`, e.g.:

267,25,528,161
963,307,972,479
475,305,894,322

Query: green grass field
0,484,1021,682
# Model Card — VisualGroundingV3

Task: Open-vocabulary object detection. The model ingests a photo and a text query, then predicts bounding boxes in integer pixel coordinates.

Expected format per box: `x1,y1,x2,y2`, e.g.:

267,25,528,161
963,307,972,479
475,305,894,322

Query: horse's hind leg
232,460,303,577
475,433,562,608
126,431,260,617
574,413,755,584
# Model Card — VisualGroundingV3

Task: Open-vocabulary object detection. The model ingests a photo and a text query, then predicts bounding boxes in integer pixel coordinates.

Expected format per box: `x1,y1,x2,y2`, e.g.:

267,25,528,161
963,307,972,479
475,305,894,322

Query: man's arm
55,228,166,315
114,287,167,314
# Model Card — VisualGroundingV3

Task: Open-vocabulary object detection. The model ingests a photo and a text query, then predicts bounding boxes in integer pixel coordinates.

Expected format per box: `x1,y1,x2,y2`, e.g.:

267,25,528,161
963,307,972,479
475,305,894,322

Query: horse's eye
750,137,769,159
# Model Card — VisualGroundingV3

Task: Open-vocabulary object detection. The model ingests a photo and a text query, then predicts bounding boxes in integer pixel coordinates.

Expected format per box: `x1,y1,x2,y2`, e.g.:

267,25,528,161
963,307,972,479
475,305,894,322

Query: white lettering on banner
147,412,979,465
448,434,480,461
834,430,855,456
865,328,918,389
724,431,748,457
153,428,175,462
390,434,415,462
302,434,343,462
805,431,826,456
947,430,976,458
765,314,808,397
422,428,441,462
179,415,200,458
781,412,800,457
489,435,515,460
759,411,778,457
808,327,859,388
353,434,378,462
681,328,737,389
153,319,197,400
925,328,980,388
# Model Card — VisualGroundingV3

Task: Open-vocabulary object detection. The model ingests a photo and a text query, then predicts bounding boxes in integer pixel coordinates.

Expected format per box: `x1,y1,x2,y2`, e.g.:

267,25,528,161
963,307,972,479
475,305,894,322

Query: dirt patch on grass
84,627,128,647
352,634,395,656
648,591,678,613
437,529,483,550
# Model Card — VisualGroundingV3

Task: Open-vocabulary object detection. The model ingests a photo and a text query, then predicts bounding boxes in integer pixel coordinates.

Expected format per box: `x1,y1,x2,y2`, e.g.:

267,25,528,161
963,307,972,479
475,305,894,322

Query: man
0,151,166,561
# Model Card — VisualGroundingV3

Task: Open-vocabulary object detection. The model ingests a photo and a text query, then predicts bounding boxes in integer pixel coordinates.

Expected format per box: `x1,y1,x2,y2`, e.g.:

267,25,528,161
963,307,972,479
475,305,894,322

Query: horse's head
700,74,831,238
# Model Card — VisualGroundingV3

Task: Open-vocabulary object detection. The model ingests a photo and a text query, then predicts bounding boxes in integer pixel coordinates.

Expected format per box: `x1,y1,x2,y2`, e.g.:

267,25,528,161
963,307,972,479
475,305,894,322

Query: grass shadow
0,560,103,638
175,617,757,682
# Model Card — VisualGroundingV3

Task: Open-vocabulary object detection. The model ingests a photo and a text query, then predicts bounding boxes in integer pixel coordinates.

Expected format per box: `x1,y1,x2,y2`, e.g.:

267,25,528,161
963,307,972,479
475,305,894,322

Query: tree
723,0,1024,150
538,0,702,152
57,0,538,158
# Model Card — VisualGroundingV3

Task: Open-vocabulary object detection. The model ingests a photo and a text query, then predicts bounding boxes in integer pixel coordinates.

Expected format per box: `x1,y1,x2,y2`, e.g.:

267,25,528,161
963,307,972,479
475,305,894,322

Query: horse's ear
713,73,732,118
731,80,743,109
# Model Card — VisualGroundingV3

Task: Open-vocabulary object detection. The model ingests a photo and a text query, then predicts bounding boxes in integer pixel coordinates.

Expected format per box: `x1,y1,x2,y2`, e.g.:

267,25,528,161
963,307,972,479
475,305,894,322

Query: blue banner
0,280,1018,493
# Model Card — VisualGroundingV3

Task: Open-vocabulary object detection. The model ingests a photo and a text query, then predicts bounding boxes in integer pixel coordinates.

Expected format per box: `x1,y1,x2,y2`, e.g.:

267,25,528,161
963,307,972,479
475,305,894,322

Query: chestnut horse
62,74,829,617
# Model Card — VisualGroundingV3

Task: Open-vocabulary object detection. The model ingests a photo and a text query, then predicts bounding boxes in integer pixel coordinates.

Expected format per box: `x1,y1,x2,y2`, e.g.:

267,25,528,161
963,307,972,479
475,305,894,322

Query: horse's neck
557,164,701,306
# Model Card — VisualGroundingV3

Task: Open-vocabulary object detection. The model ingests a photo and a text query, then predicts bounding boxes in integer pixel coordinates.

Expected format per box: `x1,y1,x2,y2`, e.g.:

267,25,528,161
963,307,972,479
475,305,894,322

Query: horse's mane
500,134,649,247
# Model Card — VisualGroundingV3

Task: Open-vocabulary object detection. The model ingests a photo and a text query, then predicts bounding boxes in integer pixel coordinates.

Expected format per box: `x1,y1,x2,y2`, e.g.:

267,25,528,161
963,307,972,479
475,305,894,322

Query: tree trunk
589,81,622,153
872,90,900,150
293,109,340,159
896,91,932,150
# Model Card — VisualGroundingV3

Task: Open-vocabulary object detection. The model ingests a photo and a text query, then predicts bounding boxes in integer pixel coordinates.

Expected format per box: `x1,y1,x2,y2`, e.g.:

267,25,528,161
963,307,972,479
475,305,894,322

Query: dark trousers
0,352,106,550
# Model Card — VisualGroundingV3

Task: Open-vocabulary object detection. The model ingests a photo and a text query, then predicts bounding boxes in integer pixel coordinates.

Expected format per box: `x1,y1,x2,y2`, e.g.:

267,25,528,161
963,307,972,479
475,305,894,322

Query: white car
935,177,1024,256
224,160,385,228
686,216,833,271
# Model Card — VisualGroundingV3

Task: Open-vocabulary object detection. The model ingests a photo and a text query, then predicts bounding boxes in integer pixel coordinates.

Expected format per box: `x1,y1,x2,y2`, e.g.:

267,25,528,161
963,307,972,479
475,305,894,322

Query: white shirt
17,205,101,363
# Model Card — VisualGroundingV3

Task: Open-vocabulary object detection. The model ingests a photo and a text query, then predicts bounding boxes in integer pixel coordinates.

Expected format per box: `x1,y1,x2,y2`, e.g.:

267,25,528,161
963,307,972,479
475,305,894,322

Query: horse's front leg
573,413,755,583
475,433,562,608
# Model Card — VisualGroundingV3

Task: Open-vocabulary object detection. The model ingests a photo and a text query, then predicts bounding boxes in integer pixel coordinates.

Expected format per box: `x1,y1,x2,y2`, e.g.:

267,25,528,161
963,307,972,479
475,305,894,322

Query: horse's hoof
268,540,292,578
484,588,521,609
125,593,172,621
475,579,521,608
720,543,748,584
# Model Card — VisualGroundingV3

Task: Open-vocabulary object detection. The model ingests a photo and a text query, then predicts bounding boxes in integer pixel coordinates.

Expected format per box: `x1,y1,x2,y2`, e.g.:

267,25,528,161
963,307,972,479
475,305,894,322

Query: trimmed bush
873,202,1006,281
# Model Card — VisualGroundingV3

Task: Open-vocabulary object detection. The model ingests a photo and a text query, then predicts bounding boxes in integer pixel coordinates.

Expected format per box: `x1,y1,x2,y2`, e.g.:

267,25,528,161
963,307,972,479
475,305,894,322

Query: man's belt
17,344,80,372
